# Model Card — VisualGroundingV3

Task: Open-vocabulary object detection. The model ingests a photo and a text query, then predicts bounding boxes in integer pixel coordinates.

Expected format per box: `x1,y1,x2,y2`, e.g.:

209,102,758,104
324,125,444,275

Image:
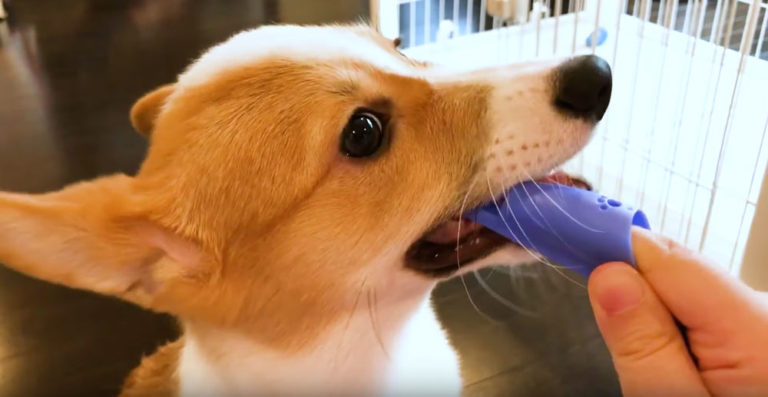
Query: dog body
177,296,458,396
0,25,610,395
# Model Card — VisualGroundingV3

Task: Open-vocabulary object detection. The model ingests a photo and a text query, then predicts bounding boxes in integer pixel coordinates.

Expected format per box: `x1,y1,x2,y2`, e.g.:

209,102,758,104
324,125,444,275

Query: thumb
588,262,709,397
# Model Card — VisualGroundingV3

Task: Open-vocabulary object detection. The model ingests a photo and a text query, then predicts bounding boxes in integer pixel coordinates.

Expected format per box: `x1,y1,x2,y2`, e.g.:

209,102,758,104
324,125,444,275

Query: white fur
383,298,461,397
178,25,410,88
484,66,593,189
179,295,460,396
177,247,536,396
430,58,594,192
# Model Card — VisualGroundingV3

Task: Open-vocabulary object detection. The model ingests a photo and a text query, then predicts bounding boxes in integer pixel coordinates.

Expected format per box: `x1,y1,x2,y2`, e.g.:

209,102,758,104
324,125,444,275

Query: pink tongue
423,219,484,244
537,171,590,189
538,170,572,185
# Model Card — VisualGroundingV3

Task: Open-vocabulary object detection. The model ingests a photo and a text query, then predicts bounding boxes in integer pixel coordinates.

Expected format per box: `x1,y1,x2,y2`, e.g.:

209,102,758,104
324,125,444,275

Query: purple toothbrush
466,180,650,278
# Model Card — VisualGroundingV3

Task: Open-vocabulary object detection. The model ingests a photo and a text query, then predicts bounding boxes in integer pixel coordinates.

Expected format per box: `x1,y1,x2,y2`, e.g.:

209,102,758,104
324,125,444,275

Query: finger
631,227,758,331
589,262,709,397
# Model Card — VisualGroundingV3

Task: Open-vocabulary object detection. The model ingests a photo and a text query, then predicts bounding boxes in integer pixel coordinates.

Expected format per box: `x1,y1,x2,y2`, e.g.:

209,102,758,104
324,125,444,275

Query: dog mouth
404,171,591,277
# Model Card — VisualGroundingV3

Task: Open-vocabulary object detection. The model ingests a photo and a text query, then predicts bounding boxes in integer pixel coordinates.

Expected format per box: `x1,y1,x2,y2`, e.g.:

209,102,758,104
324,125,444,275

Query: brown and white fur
0,25,608,396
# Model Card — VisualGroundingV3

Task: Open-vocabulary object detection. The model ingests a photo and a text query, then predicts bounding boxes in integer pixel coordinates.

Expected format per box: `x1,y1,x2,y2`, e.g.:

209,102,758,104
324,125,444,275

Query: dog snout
554,55,612,121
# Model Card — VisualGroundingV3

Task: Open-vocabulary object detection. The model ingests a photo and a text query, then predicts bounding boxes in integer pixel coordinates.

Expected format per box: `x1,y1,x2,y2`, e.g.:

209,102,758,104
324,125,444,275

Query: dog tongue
537,171,592,189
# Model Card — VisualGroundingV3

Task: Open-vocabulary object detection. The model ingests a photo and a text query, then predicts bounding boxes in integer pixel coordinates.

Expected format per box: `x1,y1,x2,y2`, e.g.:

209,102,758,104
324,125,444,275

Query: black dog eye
340,112,384,158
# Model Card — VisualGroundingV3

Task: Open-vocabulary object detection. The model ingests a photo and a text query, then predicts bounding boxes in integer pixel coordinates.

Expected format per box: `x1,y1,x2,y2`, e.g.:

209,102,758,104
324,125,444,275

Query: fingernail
593,264,645,315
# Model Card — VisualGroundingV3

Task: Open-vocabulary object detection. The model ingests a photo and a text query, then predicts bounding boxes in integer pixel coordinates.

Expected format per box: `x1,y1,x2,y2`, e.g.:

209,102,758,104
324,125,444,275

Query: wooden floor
0,1,619,395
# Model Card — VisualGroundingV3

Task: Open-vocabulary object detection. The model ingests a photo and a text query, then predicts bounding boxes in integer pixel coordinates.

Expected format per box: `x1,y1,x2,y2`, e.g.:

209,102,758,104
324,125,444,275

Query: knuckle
613,326,680,364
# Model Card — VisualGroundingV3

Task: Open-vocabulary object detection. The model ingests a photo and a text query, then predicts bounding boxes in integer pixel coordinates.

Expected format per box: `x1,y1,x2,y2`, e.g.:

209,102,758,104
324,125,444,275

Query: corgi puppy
0,25,611,396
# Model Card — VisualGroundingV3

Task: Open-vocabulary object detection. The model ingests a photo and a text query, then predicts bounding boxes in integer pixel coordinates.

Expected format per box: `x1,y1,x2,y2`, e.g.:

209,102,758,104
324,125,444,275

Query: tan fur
0,25,596,395
130,84,175,137
126,59,493,352
121,339,183,397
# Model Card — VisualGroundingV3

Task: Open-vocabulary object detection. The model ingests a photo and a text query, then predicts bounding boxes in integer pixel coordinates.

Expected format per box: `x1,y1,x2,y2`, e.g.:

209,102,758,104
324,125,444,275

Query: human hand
588,228,768,397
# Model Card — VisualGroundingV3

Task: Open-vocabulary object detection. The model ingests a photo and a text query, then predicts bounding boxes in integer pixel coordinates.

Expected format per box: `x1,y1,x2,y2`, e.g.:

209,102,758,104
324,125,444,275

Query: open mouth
404,171,592,277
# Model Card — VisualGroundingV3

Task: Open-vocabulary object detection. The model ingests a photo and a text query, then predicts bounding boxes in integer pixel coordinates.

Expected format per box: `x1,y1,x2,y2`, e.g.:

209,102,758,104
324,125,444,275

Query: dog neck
177,286,461,396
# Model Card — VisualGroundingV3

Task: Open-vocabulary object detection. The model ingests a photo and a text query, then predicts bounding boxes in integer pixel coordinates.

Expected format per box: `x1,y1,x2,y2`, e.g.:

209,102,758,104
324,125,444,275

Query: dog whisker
366,287,389,360
456,175,479,271
472,270,538,317
455,175,501,323
495,166,574,277
515,170,586,289
522,169,602,233
477,173,570,313
331,277,367,372
484,173,550,268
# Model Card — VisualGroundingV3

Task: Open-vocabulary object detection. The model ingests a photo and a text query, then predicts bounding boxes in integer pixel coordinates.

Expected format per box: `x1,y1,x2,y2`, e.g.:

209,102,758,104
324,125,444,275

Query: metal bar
638,0,650,22
453,0,460,34
710,0,725,42
480,0,487,31
659,0,706,231
597,0,627,190
554,0,562,53
715,0,733,45
591,135,737,196
658,0,668,25
527,0,533,23
682,0,694,34
664,0,676,28
440,0,446,24
612,0,627,66
371,0,401,39
755,6,768,56
729,112,768,266
636,1,676,209
552,0,563,54
591,0,602,54
572,0,581,53
695,0,709,39
676,1,719,236
643,0,653,26
698,0,762,253
467,0,475,34
370,0,380,31
722,0,739,47
426,0,432,42
536,0,543,56
519,0,532,61
616,0,652,198
410,1,417,47
670,0,680,30
740,114,768,290
682,0,737,244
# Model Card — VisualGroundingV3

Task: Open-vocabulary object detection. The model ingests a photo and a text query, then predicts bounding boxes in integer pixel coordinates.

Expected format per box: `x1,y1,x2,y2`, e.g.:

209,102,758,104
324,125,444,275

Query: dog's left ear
130,84,175,137
0,175,207,310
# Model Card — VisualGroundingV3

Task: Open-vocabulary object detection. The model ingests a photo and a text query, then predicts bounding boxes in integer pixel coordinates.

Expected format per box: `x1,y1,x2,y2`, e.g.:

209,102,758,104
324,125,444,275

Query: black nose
554,55,612,121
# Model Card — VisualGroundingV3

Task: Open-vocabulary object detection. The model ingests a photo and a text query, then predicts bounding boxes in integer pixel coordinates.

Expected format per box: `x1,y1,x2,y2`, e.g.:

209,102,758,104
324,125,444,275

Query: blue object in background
466,182,650,278
586,27,608,47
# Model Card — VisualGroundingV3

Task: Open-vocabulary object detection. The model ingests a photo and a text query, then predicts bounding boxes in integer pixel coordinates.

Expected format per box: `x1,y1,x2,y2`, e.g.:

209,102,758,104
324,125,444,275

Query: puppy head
0,25,610,351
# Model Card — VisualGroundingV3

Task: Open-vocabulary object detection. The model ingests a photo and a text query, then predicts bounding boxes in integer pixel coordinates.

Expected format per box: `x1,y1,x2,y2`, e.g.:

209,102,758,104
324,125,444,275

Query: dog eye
340,112,384,158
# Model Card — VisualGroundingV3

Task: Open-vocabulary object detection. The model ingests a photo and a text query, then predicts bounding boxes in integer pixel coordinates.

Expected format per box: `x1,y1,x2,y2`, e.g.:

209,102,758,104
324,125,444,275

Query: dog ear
130,84,175,137
0,175,207,309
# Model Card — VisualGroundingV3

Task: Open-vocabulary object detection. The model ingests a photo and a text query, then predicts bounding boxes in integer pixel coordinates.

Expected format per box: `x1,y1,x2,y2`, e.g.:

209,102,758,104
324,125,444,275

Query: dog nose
554,55,612,121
